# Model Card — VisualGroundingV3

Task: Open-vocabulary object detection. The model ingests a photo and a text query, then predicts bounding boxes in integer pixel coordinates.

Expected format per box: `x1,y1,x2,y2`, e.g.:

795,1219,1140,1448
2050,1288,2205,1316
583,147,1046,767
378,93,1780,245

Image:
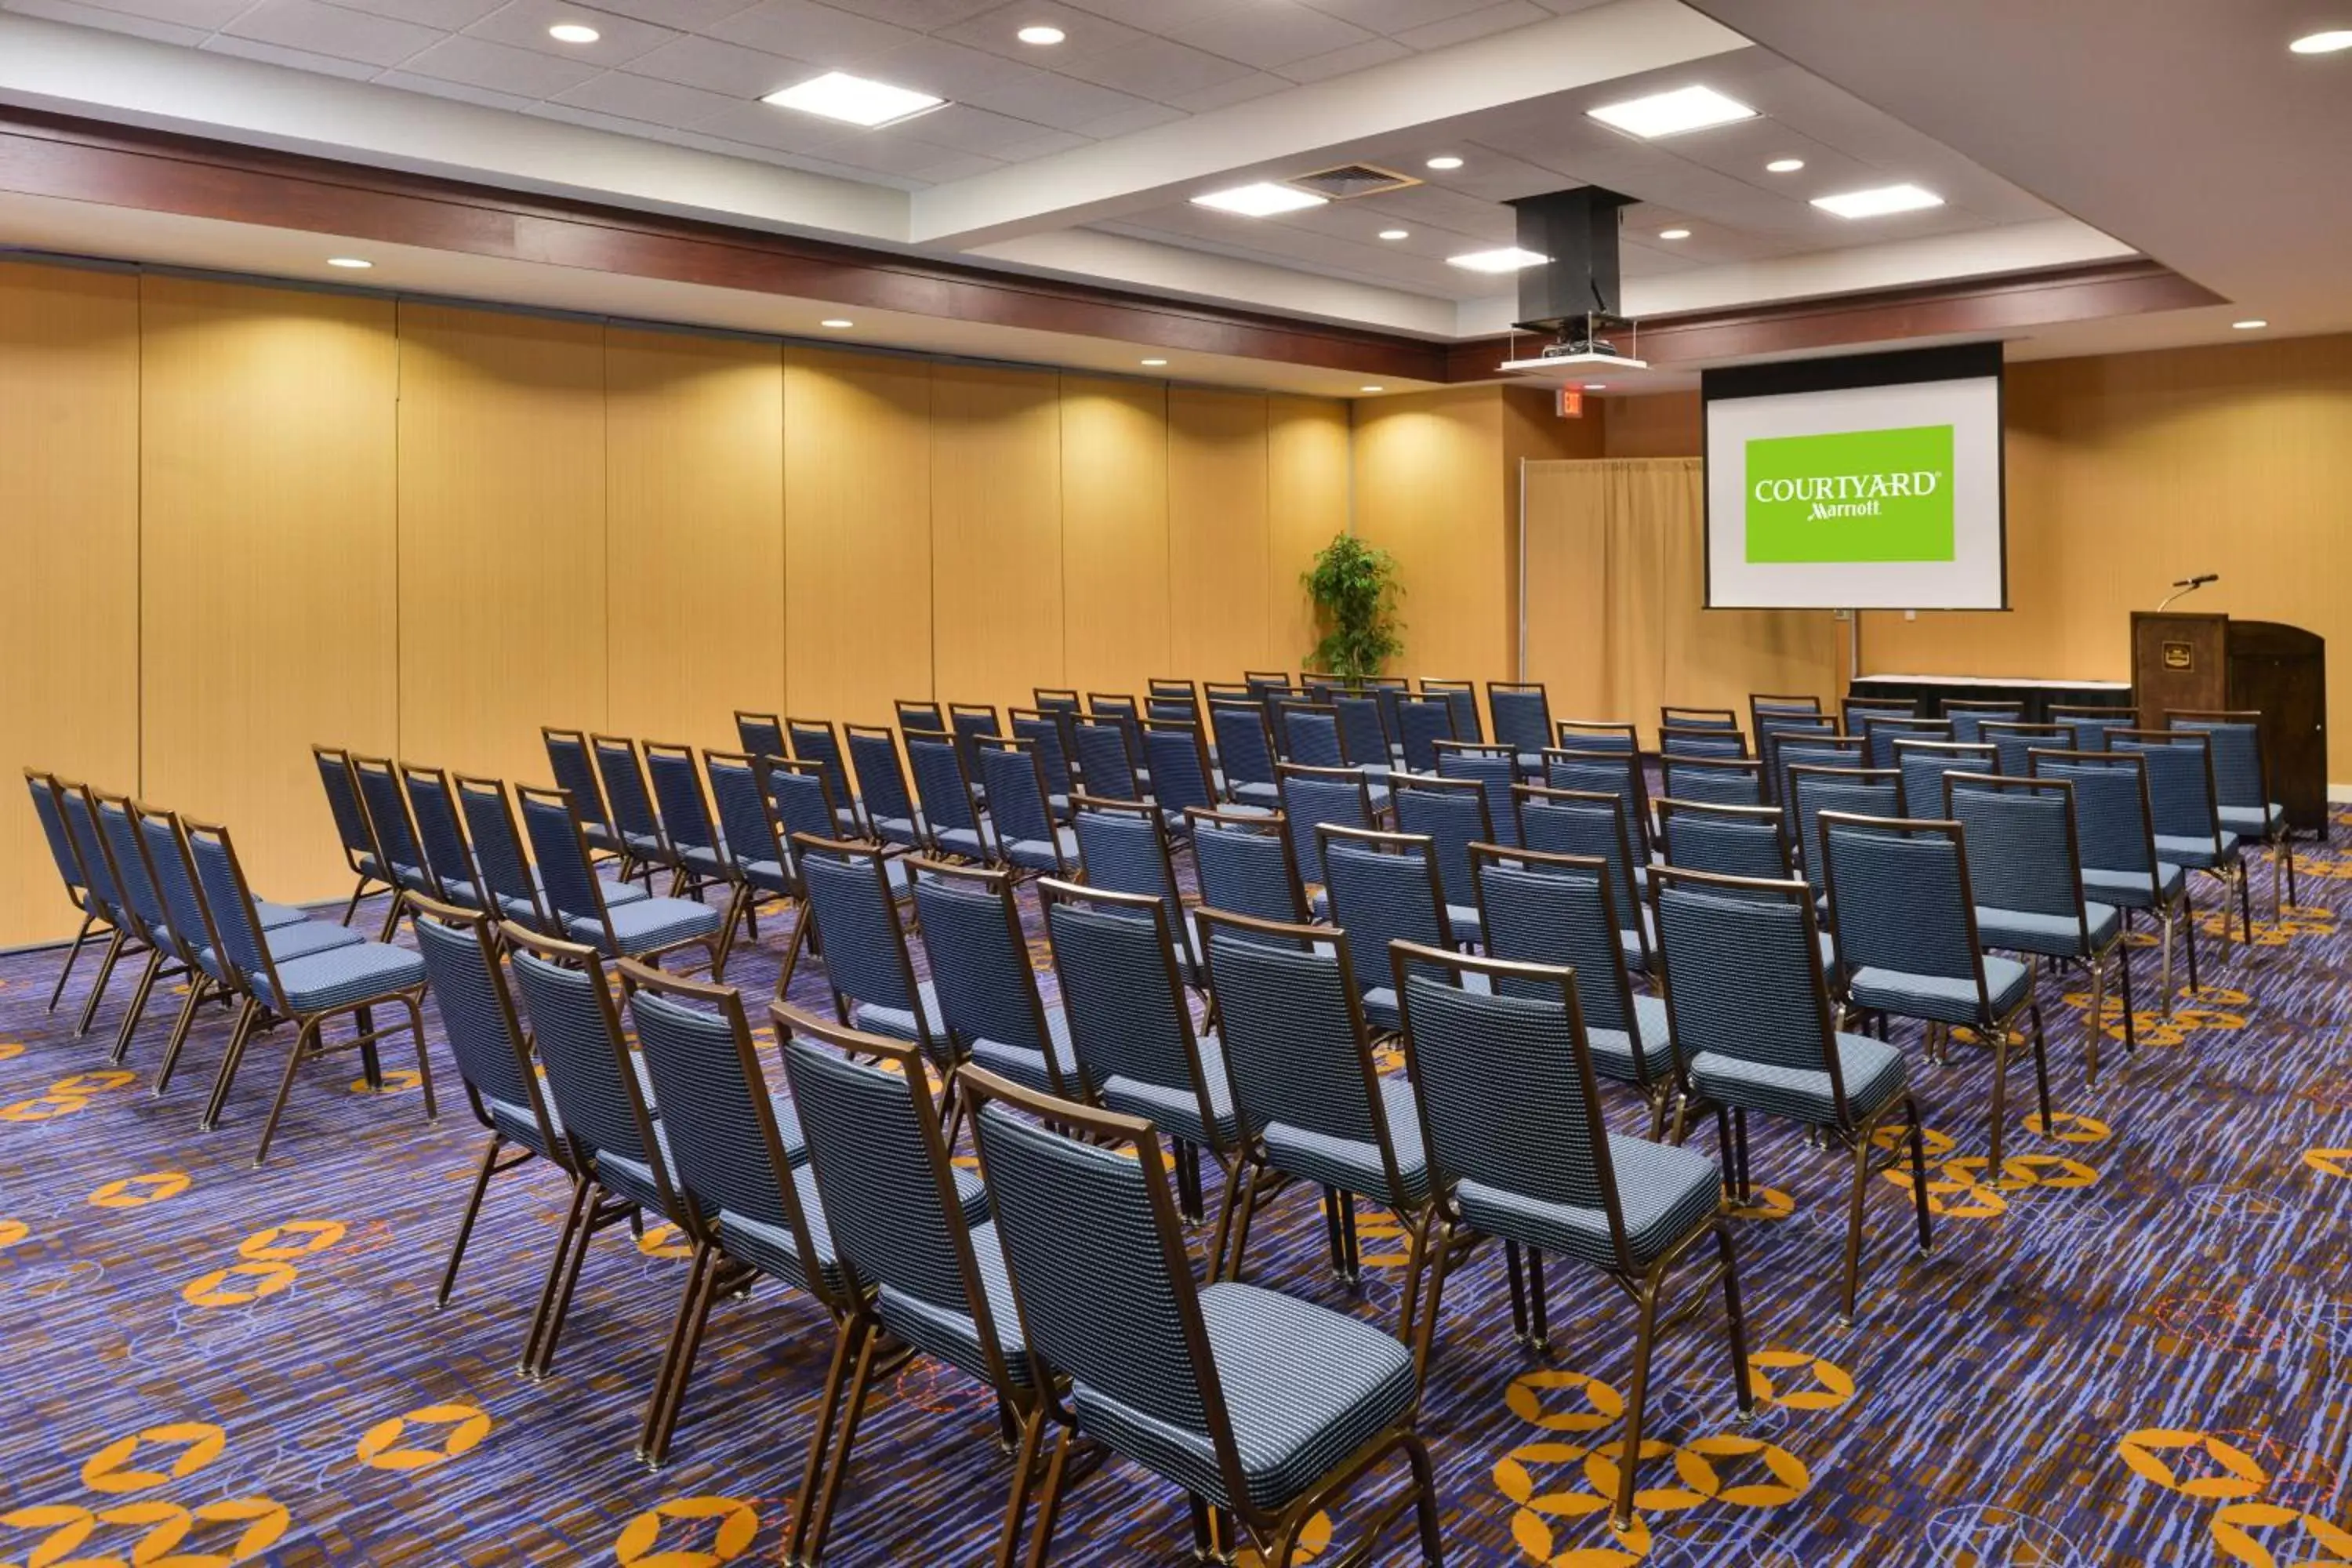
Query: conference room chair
1788,764,1900,906
961,1065,1443,1568
1892,739,1999,815
456,773,648,942
897,697,947,735
2170,709,2296,913
973,737,1075,877
846,724,927,851
516,786,726,976
1389,774,1495,946
1008,706,1080,820
1647,865,1932,1325
1486,680,1553,775
1070,713,1148,805
1749,692,1824,730
1943,773,2136,1082
1148,677,1203,728
1432,741,1522,849
1276,763,1379,908
1420,677,1483,743
1243,668,1293,693
705,750,805,989
1185,808,1312,927
1276,699,1347,768
1840,695,1918,733
1980,721,2069,779
132,800,363,1097
1389,942,1750,1532
770,757,898,922
543,726,625,865
1210,702,1283,811
1661,704,1742,735
39,775,136,1036
1192,906,1436,1320
1770,731,1866,812
908,858,1079,1101
2049,703,2134,751
1085,693,1148,774
1819,811,2052,1177
790,833,950,1068
948,702,1002,782
1541,750,1653,877
1033,686,1082,714
1203,679,1253,706
1316,824,1461,1036
408,894,572,1321
1658,724,1750,760
1037,876,1240,1241
624,964,864,1468
1070,797,1199,978
1553,719,1639,755
1365,678,1410,760
593,734,683,888
906,728,992,864
312,745,394,925
1394,695,1457,775
89,789,197,1064
185,815,433,1166
1138,718,1226,827
26,768,104,1012
644,742,735,909
1660,753,1766,808
2028,748,2199,1010
1513,785,1655,977
1657,798,1796,884
1753,715,1839,804
735,710,786,764
785,717,865,837
774,1014,1035,1566
353,753,443,940
399,763,486,914
1334,694,1396,779
1858,715,1954,771
1940,699,2026,745
1470,841,1682,1136
2114,729,2254,943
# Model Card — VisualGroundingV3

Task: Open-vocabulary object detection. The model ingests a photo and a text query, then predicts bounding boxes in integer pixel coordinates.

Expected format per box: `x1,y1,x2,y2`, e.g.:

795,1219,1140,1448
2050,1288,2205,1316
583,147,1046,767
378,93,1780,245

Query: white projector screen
1704,344,2007,610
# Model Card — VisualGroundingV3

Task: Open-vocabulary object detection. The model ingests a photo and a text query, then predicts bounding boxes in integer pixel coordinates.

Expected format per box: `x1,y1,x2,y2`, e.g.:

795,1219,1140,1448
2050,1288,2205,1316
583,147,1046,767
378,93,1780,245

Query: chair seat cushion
1098,1030,1240,1149
2082,862,2185,908
878,1221,1033,1389
934,826,989,859
255,899,314,930
1584,993,1679,1086
1975,902,2120,958
1456,1133,1721,1272
2217,804,2285,836
968,1006,1082,1098
201,918,365,982
1690,1030,1907,1127
1072,1280,1417,1512
2154,832,2242,869
1232,782,1282,808
851,980,948,1049
720,1163,989,1297
1003,828,1079,873
569,896,722,957
1360,970,1490,1034
256,938,425,1014
1848,953,2029,1027
486,1087,564,1160
1261,1075,1430,1208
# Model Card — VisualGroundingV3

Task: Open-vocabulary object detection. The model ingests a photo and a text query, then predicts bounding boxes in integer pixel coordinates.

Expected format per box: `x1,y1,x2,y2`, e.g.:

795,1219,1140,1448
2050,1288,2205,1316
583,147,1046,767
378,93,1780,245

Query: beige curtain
1523,458,1838,746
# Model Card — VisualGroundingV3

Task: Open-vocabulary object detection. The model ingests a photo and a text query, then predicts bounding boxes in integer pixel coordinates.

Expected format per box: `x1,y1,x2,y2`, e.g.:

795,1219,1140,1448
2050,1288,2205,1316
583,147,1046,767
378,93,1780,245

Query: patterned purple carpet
2,818,2349,1566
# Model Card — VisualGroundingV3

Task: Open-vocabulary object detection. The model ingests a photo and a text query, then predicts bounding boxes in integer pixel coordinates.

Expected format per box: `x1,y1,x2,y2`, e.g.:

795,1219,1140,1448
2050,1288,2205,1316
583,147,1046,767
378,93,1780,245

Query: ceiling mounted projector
1497,187,1649,374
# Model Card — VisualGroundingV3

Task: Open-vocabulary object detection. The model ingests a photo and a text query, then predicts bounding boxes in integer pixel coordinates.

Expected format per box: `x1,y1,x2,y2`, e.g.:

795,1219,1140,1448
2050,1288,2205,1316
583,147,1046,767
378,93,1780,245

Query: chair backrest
910,859,1069,1094
1656,798,1794,885
1469,843,1642,1045
1649,866,1852,1116
2166,712,2269,811
1243,670,1291,693
1980,721,2067,779
1201,681,1250,705
516,786,620,947
1661,753,1764,807
975,739,1059,860
1391,944,1632,1269
503,929,677,1213
541,727,613,835
1194,909,1411,1203
1749,694,1824,735
2112,731,2223,844
131,802,224,978
1277,702,1346,769
1389,773,1494,913
1008,707,1077,801
1753,716,1839,801
904,730,983,848
1208,702,1279,794
1842,696,1918,731
24,770,87,903
706,750,789,895
1553,720,1639,756
353,754,433,894
1514,786,1645,960
53,779,127,928
1539,749,1651,864
2050,704,2132,752
948,702,1002,775
1033,687,1081,714
1788,765,1900,890
1039,879,1225,1148
1276,764,1375,887
1420,678,1483,742
1367,680,1409,752
735,711,786,762
401,764,481,908
592,734,669,858
1893,739,1998,816
181,817,285,1009
1820,814,1985,991
765,759,847,868
1771,733,1865,808
1138,721,1217,817
1184,808,1308,925
91,789,169,946
785,718,856,815
1147,678,1202,727
645,742,726,869
1069,797,1185,947
1940,700,2024,745
1070,716,1144,803
311,746,381,873
1333,694,1392,769
410,895,558,1152
1316,824,1453,991
1944,775,2088,934
780,1012,1004,1368
1658,726,1749,761
846,725,921,840
1432,742,1522,849
1394,695,1457,774
1858,716,1953,770
896,698,946,734
1487,681,1552,755
1086,693,1145,769
1661,705,1740,734
2028,750,2158,876
455,775,546,931
789,834,942,1058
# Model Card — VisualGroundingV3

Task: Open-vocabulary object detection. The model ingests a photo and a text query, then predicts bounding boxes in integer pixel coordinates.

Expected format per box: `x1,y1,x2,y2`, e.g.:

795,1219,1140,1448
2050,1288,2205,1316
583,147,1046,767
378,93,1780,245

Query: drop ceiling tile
325,0,508,27
849,33,1033,99
1274,35,1406,82
934,1,1149,65
1159,0,1375,71
894,101,1067,154
828,0,1002,27
695,96,866,151
624,31,806,95
551,65,740,122
942,56,1157,129
398,31,609,95
1055,0,1242,30
220,0,445,66
576,0,754,27
19,0,247,25
1057,35,1257,101
200,32,391,76
463,0,681,66
374,67,540,111
706,0,922,69
1393,0,1542,51
0,0,212,42
1166,69,1291,112
1293,0,1506,34
1065,98,1185,138
987,126,1091,161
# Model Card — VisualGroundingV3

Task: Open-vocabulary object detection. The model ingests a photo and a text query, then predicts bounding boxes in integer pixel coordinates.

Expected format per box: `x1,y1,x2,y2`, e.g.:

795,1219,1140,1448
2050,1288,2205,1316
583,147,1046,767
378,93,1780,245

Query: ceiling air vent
1284,164,1421,201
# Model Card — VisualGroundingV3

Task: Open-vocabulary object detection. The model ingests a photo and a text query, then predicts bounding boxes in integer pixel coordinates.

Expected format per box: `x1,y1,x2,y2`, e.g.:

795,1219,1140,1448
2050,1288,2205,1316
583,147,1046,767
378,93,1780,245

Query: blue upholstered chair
1841,696,1916,735
2170,710,2296,913
2029,748,2198,1008
1553,720,1639,757
1394,695,1457,775
593,733,679,884
2115,728,2252,944
1980,721,2068,780
1772,734,1866,811
1070,714,1147,805
542,725,623,865
1514,785,1653,975
398,763,485,914
1541,748,1651,869
2050,703,2132,752
1210,702,1283,811
896,697,947,734
1008,706,1079,820
1657,797,1795,884
1316,824,1461,1034
455,772,647,942
1658,724,1748,762
975,738,1075,877
1859,716,1953,771
1032,686,1082,714
791,833,949,1067
1333,694,1394,781
644,742,734,908
1276,702,1348,771
1070,797,1196,977
184,815,432,1165
1139,720,1226,826
785,717,864,836
961,1064,1443,1568
1661,704,1743,736
1185,808,1311,927
1647,864,1932,1325
704,751,805,992
1276,763,1377,902
1893,739,1998,815
846,724,927,851
1788,764,1899,901
1388,774,1493,946
89,789,194,1064
1748,692,1824,735
1433,741,1522,849
909,858,1078,1100
1661,753,1765,808
1819,812,2052,1176
1421,677,1483,743
312,744,392,924
1480,681,1548,776
734,710,786,764
1752,715,1838,803
948,702,1002,793
1390,941,1754,1531
353,753,441,940
905,730,991,864
46,776,144,1039
516,786,725,975
1941,699,2024,745
1149,677,1203,728
26,768,105,1012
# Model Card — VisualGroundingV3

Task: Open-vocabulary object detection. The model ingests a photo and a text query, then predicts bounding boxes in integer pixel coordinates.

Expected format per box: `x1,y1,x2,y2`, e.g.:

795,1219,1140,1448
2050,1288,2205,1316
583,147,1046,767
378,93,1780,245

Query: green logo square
1744,424,1956,562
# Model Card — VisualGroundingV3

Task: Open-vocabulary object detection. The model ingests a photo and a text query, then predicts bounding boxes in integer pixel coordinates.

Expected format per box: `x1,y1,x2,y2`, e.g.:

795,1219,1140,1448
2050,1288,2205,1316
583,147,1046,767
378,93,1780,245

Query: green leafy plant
1301,533,1405,681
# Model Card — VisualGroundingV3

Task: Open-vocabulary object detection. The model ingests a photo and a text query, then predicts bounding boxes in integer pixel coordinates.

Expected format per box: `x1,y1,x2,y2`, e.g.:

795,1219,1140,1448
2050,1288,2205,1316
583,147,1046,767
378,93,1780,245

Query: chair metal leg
1985,1025,2010,1181
1206,1154,1244,1284
1712,1221,1759,1419
711,887,746,982
108,949,165,1065
2117,940,2138,1057
376,888,408,946
993,1406,1047,1568
2027,1000,2053,1135
1411,1221,1459,1387
405,996,438,1123
800,1312,884,1566
252,1018,319,1167
340,874,368,927
1224,1161,1261,1284
1503,1239,1529,1341
786,1316,866,1568
1403,1429,1447,1566
1526,1249,1550,1352
199,998,263,1131
531,1190,602,1379
641,1242,720,1466
73,928,127,1037
1838,1127,1871,1326
1319,1186,1347,1279
2236,861,2254,946
1020,1425,1076,1568
774,904,812,999
437,1136,506,1308
154,977,212,1095
521,1176,593,1377
2181,887,2201,994
45,914,94,1011
2084,947,2107,1088
1610,1269,1667,1534
1905,1099,1934,1255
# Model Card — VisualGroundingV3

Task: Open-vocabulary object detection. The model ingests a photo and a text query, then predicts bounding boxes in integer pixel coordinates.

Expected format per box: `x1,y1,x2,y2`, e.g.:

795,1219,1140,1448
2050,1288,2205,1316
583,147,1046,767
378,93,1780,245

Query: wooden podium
2132,611,2328,833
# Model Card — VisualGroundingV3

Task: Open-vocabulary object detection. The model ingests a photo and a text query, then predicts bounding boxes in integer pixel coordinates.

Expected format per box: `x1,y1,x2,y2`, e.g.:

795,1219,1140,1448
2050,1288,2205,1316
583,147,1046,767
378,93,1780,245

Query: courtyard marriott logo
1744,423,1956,562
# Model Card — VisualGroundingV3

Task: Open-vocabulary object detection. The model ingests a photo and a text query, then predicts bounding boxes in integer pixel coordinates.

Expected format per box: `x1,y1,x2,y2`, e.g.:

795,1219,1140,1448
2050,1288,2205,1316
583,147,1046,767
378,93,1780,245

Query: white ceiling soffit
1680,0,2352,336
909,0,1752,246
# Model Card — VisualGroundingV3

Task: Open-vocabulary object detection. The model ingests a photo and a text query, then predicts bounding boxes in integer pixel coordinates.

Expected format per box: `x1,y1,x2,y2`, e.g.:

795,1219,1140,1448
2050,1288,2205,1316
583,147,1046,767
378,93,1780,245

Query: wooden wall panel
397,303,608,784
783,347,931,724
606,328,785,749
931,364,1064,719
1167,390,1271,677
1601,393,1703,459
1060,376,1170,698
140,276,399,905
1267,396,1352,675
1352,387,1510,684
0,263,140,946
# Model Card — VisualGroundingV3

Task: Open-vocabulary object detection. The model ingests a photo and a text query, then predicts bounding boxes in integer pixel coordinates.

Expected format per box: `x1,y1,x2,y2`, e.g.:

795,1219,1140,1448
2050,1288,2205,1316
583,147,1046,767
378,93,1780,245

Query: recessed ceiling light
1377,229,1409,241
1190,182,1327,217
326,256,372,269
548,22,600,43
1659,227,1691,240
1360,385,1385,393
1583,383,1607,390
1017,24,1065,45
1142,358,1169,367
820,318,854,328
2233,319,2268,330
1446,246,1548,273
1766,157,1806,173
1587,85,1756,140
1425,155,1464,170
2288,28,2352,52
762,71,945,128
1811,183,1944,219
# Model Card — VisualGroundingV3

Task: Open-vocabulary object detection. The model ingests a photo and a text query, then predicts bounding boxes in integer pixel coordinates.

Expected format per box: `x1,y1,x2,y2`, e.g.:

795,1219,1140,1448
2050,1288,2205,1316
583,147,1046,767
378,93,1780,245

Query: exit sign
1555,388,1584,419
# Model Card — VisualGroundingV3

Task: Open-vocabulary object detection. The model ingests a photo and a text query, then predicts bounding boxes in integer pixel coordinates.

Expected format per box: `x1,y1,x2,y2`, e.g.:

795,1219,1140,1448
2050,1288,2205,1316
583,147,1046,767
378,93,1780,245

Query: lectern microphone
2155,572,2218,612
